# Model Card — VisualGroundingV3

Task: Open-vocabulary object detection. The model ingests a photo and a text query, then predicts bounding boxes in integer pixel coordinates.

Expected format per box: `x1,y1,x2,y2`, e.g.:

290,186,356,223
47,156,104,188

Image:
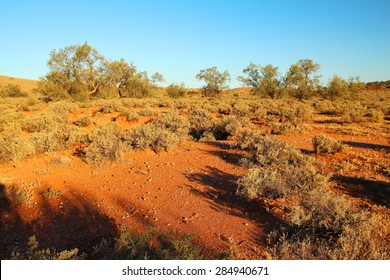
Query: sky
0,0,389,88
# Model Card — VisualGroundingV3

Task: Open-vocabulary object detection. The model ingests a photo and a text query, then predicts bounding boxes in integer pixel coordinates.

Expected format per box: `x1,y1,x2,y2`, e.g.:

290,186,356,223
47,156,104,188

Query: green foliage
151,72,165,87
312,133,344,154
238,63,285,99
285,59,321,100
36,43,152,100
196,66,230,96
166,83,186,98
325,75,350,100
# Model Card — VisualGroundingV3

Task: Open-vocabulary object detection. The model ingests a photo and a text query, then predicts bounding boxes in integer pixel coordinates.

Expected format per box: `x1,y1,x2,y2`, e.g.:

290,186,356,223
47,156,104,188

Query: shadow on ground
332,175,390,207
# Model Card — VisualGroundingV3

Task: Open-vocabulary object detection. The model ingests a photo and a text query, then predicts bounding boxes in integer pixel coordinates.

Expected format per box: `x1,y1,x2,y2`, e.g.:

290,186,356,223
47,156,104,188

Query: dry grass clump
84,123,125,164
10,236,85,260
40,188,62,199
236,135,389,259
3,185,34,205
313,133,344,154
92,227,203,260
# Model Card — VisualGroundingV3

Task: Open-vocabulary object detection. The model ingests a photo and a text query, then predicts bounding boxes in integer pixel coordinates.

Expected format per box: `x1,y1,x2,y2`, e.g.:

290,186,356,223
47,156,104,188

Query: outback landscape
0,43,389,260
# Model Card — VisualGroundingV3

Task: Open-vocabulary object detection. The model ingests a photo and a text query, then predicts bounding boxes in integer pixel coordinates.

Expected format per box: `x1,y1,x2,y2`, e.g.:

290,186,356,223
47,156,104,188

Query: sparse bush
188,108,216,140
122,111,189,152
236,135,389,260
92,227,203,260
85,123,125,164
269,101,312,134
312,134,344,154
366,108,384,122
10,236,85,260
121,110,140,121
0,83,28,97
41,188,62,199
4,185,34,205
73,115,92,127
166,83,186,98
341,102,366,123
214,116,251,140
0,127,36,163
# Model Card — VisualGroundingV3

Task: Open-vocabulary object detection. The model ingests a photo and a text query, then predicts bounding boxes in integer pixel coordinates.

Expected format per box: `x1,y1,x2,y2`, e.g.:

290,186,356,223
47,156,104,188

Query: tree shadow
0,182,118,258
185,166,285,242
199,141,245,166
332,175,390,207
342,141,390,151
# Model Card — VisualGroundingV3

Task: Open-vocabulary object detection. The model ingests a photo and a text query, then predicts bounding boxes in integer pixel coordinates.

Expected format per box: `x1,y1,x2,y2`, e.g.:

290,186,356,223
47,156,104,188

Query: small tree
45,42,105,96
348,76,365,94
104,59,151,98
238,63,286,99
151,72,165,87
325,75,350,100
286,59,321,100
195,66,230,96
166,83,186,98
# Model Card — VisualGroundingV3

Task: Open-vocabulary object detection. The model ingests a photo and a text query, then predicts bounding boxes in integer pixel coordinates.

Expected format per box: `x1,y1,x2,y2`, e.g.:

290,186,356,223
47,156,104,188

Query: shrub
188,108,216,140
10,236,85,260
312,134,344,154
0,127,36,163
270,101,312,134
122,111,189,152
73,115,92,127
92,227,203,260
120,110,140,121
84,123,125,164
0,83,28,97
366,109,384,123
236,135,389,260
4,185,34,205
166,83,186,98
341,102,366,123
215,116,251,140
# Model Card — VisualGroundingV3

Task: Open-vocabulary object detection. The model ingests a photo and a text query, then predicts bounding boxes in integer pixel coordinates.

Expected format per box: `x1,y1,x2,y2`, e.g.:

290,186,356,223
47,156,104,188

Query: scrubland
0,81,389,260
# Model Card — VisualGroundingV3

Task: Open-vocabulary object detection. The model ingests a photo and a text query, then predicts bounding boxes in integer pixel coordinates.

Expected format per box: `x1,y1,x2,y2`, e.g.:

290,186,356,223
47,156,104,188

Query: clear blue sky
1,0,389,88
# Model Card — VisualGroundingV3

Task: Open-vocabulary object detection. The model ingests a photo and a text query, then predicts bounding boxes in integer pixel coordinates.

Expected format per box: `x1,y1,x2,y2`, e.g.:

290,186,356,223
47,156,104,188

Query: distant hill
0,75,38,93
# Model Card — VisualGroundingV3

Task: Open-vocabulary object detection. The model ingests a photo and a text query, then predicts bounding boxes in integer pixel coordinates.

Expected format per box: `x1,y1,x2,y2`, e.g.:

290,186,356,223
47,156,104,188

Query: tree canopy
195,66,230,96
37,42,151,99
238,63,286,99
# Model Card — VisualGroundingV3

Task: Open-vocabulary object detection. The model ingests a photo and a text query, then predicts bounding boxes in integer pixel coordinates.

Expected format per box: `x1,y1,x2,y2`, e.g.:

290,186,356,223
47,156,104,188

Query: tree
238,63,286,99
325,75,349,100
195,66,230,96
104,59,151,98
286,59,320,100
166,83,186,98
151,72,165,87
37,43,152,99
348,76,365,94
44,42,105,96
